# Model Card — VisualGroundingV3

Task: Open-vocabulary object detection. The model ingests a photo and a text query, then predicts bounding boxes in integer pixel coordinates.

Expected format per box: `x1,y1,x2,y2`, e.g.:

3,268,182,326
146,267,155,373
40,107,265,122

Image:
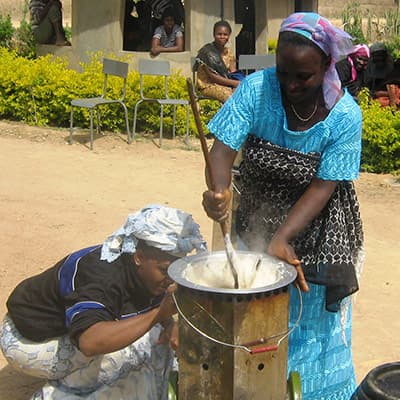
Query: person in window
335,44,370,99
29,0,71,46
0,204,206,399
195,20,241,103
150,8,184,56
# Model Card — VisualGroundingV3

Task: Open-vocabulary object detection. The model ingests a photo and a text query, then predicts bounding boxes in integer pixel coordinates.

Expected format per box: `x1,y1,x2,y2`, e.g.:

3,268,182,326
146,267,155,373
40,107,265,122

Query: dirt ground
0,120,399,399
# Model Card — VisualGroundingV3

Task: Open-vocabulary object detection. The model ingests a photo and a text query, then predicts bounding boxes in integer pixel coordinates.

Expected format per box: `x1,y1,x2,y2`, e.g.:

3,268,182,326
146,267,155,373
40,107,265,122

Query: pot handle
250,345,279,354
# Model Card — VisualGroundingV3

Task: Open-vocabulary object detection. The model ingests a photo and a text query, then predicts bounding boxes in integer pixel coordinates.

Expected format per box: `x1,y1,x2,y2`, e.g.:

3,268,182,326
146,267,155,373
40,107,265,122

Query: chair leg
89,109,94,150
172,105,177,140
120,102,130,142
69,105,74,145
96,108,101,135
131,101,142,144
159,105,164,147
185,104,190,145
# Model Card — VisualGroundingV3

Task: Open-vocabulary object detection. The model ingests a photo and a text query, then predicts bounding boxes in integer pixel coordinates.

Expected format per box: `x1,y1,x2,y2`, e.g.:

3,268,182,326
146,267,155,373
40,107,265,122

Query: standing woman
202,13,364,399
195,21,240,103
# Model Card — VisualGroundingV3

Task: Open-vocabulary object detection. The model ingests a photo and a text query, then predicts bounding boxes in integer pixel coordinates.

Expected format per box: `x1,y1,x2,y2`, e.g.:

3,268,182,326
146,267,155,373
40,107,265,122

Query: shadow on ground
0,365,44,399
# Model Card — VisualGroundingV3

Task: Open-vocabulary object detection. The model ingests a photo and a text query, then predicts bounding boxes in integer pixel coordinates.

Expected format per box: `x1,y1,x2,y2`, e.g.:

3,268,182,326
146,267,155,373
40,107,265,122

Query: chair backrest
138,59,171,76
103,58,129,78
102,58,129,100
138,59,171,99
190,56,201,91
238,54,276,74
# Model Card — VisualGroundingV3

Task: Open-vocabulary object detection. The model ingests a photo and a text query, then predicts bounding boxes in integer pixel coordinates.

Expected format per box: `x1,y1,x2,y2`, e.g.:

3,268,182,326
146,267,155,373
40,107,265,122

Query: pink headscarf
349,44,370,81
279,12,354,109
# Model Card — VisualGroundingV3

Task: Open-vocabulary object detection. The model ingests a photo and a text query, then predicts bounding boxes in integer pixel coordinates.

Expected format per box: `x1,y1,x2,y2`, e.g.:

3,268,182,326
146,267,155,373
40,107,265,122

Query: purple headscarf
279,12,354,109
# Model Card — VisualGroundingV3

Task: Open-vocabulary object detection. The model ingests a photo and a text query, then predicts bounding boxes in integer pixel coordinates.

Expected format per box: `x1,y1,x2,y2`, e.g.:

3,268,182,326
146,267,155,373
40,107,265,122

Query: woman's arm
268,178,338,291
78,285,176,356
228,53,237,73
150,36,184,56
204,65,240,88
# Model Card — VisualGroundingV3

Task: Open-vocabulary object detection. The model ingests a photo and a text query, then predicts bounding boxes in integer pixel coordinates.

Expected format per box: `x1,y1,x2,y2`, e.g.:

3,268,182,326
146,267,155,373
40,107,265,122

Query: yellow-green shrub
359,89,400,173
0,48,220,137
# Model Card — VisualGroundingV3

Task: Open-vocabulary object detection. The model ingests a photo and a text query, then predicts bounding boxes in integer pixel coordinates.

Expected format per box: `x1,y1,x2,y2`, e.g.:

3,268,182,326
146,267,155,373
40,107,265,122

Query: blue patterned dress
208,68,363,399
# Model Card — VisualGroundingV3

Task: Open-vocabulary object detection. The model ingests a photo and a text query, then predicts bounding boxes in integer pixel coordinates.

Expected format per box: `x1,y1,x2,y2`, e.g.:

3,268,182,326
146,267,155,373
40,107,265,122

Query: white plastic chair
130,59,190,147
69,58,130,150
238,54,276,75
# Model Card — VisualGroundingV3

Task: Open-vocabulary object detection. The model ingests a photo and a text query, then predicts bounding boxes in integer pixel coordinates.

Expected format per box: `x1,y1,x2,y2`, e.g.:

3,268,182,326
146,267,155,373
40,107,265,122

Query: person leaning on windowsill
150,9,184,57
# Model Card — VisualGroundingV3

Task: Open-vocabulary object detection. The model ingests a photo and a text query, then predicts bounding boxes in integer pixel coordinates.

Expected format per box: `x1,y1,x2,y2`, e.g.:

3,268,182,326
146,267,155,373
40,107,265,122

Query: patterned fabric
236,136,363,311
101,204,206,262
288,284,357,399
208,68,362,181
196,43,236,103
279,12,354,109
0,315,173,400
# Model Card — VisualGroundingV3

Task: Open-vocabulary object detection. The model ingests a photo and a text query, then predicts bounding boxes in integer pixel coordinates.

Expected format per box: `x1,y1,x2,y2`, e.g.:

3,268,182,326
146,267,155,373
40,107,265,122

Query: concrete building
38,0,317,75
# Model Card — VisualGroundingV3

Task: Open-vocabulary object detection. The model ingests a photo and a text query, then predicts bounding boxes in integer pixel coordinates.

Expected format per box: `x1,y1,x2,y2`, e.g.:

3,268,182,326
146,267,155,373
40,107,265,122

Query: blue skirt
288,284,356,400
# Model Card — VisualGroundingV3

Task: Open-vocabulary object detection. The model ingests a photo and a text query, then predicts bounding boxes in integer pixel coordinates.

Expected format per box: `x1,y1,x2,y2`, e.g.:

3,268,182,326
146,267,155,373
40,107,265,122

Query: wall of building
37,0,304,75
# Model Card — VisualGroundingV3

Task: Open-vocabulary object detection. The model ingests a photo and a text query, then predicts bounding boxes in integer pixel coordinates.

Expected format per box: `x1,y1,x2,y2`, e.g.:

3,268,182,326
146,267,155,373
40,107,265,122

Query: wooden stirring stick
186,78,239,289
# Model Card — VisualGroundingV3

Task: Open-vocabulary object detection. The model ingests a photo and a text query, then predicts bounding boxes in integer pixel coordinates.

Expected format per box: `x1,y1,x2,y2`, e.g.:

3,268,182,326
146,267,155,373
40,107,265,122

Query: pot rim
168,250,297,295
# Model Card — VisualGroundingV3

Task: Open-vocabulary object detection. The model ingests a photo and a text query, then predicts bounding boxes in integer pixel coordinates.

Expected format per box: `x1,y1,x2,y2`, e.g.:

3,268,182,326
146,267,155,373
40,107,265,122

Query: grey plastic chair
69,58,130,150
130,59,190,147
238,54,276,75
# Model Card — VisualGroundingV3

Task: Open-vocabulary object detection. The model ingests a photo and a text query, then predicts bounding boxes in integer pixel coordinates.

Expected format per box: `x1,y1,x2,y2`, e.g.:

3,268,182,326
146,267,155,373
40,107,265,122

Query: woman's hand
157,320,178,350
202,188,231,222
267,235,309,292
157,284,178,322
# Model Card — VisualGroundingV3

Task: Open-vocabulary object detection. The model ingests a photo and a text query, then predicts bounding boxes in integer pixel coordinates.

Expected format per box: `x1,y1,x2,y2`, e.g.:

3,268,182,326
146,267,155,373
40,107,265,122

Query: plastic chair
238,54,276,75
69,58,130,150
130,59,190,147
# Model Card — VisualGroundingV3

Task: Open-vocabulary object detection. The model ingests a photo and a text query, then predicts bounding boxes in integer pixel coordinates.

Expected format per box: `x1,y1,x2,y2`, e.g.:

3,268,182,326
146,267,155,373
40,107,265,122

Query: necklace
290,101,318,122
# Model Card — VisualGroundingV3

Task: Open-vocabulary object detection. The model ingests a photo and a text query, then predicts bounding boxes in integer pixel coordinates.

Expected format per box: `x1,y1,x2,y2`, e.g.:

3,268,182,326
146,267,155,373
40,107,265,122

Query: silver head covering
101,204,207,262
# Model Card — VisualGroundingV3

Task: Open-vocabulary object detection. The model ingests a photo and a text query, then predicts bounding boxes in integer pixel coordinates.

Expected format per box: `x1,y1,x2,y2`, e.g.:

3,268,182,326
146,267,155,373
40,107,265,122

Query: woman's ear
133,250,144,267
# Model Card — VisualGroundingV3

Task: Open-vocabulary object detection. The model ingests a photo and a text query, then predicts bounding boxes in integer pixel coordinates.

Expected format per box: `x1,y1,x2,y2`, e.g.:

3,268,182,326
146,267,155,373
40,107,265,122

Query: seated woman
150,8,184,56
29,0,70,46
195,20,241,103
335,44,370,99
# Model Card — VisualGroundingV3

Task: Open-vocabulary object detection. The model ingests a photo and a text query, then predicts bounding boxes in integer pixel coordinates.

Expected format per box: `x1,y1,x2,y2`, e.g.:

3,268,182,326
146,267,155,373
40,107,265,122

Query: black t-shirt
7,246,156,346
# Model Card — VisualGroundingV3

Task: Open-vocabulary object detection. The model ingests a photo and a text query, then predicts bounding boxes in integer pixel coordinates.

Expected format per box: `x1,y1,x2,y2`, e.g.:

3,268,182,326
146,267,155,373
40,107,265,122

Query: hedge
0,48,398,173
0,48,219,137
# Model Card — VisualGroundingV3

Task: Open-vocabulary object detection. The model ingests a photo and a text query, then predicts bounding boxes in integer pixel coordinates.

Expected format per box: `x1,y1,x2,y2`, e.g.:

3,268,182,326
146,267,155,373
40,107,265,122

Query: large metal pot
168,250,297,298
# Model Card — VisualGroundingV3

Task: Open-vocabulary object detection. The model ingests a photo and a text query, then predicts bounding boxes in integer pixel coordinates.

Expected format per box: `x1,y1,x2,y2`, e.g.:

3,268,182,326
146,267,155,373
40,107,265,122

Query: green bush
0,14,14,48
1,48,397,172
0,49,219,137
359,89,400,173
